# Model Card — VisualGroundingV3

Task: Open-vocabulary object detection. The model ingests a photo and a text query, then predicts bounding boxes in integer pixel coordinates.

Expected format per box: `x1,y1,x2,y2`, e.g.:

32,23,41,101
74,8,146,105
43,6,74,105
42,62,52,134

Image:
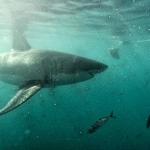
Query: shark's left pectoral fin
0,81,44,116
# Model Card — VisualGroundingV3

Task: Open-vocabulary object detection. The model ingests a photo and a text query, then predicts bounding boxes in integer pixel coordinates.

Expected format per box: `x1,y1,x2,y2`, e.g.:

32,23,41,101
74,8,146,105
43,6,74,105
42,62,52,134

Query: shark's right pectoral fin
0,81,44,116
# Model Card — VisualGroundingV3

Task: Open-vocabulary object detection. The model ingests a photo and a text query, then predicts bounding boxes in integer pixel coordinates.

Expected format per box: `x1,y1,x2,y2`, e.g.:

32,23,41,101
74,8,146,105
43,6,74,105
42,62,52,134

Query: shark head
73,56,108,75
48,54,108,85
69,56,108,83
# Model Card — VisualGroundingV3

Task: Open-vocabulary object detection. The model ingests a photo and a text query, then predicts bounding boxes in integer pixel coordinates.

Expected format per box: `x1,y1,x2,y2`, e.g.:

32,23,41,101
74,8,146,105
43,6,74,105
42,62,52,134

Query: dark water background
0,0,150,149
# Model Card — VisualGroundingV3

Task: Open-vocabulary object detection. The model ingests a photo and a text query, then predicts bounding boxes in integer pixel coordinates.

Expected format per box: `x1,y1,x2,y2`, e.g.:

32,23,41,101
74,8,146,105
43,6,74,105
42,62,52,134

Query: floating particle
24,129,30,135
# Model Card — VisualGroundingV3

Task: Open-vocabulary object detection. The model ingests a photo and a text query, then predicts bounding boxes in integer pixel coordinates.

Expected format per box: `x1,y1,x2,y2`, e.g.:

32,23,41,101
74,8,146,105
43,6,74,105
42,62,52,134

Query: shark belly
0,74,26,86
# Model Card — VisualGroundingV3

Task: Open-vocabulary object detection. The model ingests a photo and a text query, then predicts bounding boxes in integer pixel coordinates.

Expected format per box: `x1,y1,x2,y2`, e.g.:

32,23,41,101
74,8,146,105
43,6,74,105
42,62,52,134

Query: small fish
146,115,150,128
109,48,120,59
125,134,129,139
136,132,143,138
87,110,117,133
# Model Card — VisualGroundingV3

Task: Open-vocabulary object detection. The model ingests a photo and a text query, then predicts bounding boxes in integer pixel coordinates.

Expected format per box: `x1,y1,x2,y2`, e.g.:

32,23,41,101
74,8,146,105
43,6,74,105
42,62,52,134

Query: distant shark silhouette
0,30,108,116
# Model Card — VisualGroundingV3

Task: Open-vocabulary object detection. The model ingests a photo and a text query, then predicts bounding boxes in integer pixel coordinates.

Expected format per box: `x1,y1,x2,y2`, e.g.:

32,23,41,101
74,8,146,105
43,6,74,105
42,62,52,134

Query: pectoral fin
0,81,44,116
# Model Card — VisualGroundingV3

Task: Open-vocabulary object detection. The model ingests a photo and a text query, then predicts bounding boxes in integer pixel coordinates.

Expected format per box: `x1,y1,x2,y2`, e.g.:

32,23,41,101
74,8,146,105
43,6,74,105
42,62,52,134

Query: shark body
0,30,108,116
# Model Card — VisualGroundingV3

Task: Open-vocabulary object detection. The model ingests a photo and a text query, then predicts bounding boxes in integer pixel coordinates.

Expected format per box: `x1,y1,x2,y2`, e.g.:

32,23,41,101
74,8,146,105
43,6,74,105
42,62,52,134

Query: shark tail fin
110,110,117,119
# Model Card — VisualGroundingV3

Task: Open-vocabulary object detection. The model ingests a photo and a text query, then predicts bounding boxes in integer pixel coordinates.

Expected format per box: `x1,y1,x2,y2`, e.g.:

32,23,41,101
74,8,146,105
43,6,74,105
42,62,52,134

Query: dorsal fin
12,29,31,52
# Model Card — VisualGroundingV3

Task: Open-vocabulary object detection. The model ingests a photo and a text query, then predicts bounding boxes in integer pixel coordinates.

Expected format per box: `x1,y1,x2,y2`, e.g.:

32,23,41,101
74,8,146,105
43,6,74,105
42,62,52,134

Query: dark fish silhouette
146,115,150,128
136,132,143,138
87,110,117,133
109,48,120,59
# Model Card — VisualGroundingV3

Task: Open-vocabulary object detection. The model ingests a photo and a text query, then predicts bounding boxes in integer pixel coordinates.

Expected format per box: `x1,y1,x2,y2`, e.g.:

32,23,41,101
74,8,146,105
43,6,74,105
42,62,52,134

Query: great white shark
0,30,108,116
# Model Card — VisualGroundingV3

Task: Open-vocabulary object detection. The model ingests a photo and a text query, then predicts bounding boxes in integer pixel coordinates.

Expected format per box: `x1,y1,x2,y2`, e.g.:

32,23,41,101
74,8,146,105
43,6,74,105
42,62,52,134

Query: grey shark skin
87,110,116,133
0,30,108,116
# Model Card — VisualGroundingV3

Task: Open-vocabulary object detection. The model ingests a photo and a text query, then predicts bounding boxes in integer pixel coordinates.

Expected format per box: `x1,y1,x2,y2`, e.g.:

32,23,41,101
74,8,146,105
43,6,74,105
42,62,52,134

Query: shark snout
91,62,108,74
73,56,108,75
79,58,108,74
